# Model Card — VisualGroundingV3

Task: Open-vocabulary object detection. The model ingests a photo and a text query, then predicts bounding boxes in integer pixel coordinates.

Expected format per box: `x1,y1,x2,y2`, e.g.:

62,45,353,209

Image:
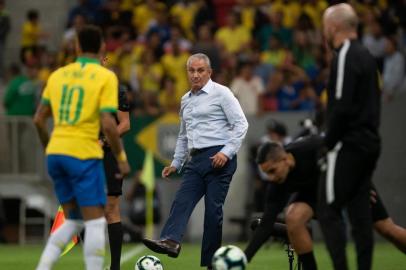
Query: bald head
324,3,358,31
323,3,358,48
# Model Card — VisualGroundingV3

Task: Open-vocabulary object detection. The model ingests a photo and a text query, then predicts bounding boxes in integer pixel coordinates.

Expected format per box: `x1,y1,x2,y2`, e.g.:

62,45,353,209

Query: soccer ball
135,255,163,270
212,245,247,270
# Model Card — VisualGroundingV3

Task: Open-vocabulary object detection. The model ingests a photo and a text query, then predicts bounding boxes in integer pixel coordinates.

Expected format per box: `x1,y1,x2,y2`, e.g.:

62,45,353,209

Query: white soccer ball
135,255,163,270
212,245,247,270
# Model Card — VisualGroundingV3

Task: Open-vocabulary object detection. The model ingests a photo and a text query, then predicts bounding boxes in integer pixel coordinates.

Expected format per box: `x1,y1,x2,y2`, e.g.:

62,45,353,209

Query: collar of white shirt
188,79,213,96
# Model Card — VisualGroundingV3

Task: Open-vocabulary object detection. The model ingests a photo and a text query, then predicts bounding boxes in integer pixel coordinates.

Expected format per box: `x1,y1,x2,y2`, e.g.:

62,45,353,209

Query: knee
104,201,119,222
285,211,306,231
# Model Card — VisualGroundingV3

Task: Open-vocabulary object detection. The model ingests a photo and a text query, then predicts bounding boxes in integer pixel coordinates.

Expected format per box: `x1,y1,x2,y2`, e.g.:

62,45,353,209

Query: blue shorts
47,155,106,207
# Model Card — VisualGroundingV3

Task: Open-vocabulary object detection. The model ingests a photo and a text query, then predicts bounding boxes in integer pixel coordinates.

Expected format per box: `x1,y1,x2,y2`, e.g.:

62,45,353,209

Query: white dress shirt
171,79,249,169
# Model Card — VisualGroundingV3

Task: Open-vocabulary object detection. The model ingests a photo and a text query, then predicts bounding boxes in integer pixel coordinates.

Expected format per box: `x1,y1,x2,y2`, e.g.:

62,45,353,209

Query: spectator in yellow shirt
132,0,165,35
170,0,199,40
136,48,164,94
215,11,251,55
300,0,328,29
20,9,47,65
161,41,190,101
159,76,180,113
270,0,301,29
235,0,258,31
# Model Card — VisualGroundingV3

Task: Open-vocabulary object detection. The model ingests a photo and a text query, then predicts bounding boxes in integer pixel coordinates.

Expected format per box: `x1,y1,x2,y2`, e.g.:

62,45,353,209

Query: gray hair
324,3,358,31
186,53,212,69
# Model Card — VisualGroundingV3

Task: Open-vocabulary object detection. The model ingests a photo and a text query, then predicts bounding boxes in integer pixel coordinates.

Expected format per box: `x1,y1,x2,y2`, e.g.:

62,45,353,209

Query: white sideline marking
120,244,145,265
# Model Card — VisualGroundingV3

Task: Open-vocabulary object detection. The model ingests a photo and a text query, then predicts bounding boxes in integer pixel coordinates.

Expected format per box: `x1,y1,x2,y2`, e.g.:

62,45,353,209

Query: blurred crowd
2,0,406,117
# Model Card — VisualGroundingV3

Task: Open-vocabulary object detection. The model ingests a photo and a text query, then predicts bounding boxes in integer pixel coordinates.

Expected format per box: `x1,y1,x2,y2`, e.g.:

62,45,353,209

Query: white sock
83,217,107,270
36,219,83,270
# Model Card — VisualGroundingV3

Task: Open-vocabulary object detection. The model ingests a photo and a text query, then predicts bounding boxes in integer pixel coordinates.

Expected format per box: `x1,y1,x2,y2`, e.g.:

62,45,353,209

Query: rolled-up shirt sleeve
220,89,249,159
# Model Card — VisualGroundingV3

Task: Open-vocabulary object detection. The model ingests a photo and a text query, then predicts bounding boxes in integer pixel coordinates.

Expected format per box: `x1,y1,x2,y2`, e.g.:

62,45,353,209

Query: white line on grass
120,244,145,265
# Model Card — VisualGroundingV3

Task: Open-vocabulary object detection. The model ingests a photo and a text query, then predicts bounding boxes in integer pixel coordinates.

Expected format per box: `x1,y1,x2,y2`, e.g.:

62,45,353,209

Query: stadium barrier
0,116,54,244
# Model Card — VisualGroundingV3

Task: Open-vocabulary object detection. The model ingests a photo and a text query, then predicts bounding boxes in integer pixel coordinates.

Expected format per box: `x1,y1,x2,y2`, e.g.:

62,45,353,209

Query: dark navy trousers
160,145,237,266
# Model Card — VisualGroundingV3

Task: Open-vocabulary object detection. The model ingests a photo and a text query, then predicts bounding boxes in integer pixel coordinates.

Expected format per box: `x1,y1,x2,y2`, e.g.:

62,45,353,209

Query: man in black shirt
245,137,406,270
245,136,322,269
320,3,381,270
100,83,131,270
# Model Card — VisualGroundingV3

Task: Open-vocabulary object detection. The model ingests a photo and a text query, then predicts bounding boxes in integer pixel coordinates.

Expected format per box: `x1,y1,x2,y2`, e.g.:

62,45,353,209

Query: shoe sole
142,240,166,254
168,251,179,258
142,239,180,258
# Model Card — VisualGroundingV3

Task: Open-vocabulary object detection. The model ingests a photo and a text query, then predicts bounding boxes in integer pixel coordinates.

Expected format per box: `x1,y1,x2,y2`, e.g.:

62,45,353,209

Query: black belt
189,145,223,156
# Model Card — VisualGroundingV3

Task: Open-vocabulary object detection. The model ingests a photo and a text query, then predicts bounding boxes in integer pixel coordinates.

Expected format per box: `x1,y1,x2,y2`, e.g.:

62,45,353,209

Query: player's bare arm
101,112,130,176
33,103,52,148
117,110,130,136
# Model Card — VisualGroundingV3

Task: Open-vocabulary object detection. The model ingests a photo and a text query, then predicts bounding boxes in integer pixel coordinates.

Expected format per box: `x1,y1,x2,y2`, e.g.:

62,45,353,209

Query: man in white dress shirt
142,53,249,270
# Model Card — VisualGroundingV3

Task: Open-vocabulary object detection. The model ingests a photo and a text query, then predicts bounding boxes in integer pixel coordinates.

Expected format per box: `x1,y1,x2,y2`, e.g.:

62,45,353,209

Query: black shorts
288,188,318,214
371,186,389,222
286,183,388,223
103,148,123,196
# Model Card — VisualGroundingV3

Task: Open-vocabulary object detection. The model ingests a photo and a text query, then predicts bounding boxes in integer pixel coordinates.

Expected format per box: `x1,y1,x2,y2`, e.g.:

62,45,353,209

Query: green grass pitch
0,242,404,269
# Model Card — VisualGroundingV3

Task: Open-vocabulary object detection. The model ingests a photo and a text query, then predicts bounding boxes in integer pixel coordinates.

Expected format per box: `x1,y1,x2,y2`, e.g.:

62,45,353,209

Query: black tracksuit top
325,39,381,153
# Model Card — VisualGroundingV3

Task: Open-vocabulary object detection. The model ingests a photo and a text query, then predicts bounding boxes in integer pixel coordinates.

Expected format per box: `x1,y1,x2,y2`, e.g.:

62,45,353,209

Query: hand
210,152,229,168
162,166,177,178
370,189,377,204
99,135,108,147
116,160,130,179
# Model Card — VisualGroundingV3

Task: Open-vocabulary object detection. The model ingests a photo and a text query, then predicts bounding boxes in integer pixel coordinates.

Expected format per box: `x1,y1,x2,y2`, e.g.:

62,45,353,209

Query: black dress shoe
142,238,181,258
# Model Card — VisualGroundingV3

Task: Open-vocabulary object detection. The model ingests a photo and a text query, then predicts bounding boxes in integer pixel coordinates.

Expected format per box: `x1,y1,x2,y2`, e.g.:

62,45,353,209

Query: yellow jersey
215,26,251,54
21,21,40,47
41,57,118,159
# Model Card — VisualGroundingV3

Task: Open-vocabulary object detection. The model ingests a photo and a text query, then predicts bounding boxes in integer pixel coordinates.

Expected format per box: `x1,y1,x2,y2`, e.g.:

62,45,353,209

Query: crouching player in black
245,136,406,270
100,83,131,270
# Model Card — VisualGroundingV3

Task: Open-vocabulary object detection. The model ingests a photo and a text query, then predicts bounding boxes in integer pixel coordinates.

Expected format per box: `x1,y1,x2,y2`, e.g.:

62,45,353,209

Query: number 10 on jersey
59,85,84,125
